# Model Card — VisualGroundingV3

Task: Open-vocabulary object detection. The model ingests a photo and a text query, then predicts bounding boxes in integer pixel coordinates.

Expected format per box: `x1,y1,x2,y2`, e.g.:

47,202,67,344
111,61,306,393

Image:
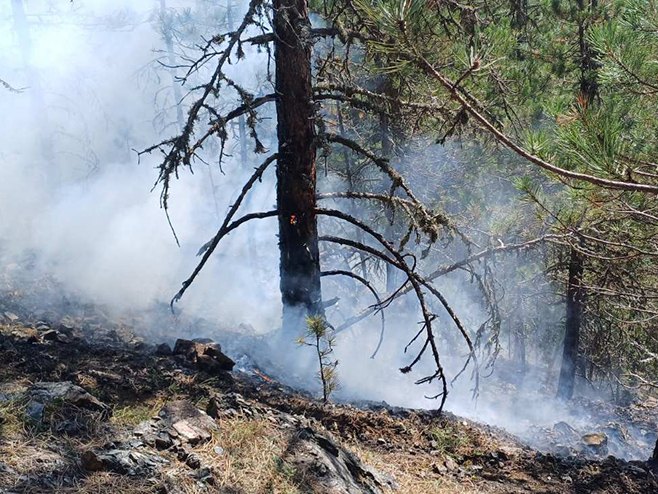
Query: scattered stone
173,338,235,373
554,445,572,457
155,432,174,450
185,453,201,469
172,419,211,445
25,382,109,423
206,396,221,419
554,421,579,440
159,400,217,446
582,433,608,456
26,401,46,422
190,466,214,485
627,464,647,476
41,329,69,343
133,421,158,446
432,462,448,475
444,456,458,472
4,311,19,322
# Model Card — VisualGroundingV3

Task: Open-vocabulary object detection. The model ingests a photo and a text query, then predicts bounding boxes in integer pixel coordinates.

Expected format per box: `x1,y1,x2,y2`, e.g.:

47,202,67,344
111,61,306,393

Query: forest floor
0,306,657,494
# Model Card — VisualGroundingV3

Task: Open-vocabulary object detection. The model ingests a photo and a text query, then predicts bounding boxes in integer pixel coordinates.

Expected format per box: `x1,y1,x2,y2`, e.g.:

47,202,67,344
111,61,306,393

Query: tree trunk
12,0,54,180
557,248,585,400
378,76,400,294
160,0,184,130
274,0,323,334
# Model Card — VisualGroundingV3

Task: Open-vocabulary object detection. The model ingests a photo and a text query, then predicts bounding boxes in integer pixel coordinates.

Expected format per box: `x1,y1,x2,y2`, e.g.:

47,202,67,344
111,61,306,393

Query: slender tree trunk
557,0,598,401
557,248,585,400
377,76,400,293
12,0,55,181
160,0,184,129
274,0,323,334
337,102,368,279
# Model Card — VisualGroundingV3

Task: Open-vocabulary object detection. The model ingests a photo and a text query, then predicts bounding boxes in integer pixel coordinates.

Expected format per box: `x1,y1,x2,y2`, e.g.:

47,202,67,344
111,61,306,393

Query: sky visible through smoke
0,0,653,461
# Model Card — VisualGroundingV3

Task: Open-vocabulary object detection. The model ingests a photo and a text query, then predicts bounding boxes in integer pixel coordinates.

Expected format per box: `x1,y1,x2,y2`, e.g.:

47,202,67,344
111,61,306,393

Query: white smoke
0,0,652,462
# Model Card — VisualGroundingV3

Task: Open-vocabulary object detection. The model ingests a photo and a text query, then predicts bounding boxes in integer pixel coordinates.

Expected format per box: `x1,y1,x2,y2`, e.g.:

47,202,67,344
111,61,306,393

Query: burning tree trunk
557,248,585,400
273,0,323,332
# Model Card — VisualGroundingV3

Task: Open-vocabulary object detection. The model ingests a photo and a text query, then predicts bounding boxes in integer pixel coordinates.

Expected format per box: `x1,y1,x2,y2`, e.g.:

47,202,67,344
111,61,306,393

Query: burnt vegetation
2,1,658,491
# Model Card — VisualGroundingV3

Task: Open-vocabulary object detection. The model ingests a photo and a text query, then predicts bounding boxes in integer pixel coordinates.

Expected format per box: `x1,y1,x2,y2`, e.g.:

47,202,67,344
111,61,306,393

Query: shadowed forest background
1,1,658,492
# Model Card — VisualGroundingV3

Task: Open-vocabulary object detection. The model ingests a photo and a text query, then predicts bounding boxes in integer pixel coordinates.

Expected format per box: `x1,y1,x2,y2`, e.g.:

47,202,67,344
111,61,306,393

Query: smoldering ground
0,0,653,462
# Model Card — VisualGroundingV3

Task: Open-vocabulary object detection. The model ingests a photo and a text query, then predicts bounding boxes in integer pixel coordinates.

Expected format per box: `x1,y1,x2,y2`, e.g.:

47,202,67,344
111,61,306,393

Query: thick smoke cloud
1,0,650,461
0,0,280,329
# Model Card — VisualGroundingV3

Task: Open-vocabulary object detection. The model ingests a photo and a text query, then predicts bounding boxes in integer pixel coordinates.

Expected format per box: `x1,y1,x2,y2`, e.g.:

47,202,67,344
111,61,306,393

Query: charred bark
557,248,585,400
274,0,323,333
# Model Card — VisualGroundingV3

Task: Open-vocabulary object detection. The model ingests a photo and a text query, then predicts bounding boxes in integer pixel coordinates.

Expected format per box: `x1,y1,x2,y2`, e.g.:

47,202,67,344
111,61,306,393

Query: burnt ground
0,309,656,494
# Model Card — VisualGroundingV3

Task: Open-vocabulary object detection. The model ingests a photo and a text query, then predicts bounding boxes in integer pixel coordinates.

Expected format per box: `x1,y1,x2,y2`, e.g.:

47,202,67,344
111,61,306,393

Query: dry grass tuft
350,444,480,494
189,418,303,493
110,397,165,427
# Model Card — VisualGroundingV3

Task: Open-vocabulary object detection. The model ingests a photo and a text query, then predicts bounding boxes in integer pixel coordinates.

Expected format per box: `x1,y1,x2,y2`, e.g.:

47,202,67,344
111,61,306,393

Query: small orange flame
290,214,297,225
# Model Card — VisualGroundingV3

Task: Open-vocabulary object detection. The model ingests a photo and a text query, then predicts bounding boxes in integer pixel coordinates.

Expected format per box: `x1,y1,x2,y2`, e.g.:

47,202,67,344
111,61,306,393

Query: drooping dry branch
171,209,277,307
337,233,566,334
321,233,449,407
170,154,278,305
318,191,452,230
317,206,485,404
318,206,481,384
0,78,24,93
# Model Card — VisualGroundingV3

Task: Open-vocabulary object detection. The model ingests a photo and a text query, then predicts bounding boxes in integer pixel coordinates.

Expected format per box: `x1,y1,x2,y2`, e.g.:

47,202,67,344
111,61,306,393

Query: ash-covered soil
0,303,657,494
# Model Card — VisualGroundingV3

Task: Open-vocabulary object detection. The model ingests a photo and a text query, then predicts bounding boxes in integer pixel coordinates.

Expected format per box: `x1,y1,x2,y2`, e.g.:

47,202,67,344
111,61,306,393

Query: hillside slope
0,314,656,494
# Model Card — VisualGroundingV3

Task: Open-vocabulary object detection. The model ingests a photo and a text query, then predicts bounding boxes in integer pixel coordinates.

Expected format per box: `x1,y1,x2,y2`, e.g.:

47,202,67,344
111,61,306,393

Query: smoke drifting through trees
1,0,656,461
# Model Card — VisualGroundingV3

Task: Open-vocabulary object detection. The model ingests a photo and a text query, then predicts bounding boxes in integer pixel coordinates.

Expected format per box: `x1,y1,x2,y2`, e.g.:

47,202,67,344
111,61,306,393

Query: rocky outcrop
81,445,168,475
26,381,109,423
290,427,398,494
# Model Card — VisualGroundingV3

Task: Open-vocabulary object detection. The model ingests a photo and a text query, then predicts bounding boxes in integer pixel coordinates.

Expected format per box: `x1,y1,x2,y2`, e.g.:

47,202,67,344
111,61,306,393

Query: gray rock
432,462,448,475
172,419,212,445
444,456,458,472
159,400,217,446
41,329,69,343
81,447,168,475
172,339,235,372
290,427,398,493
582,433,608,456
4,311,19,322
155,343,172,356
25,382,109,424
